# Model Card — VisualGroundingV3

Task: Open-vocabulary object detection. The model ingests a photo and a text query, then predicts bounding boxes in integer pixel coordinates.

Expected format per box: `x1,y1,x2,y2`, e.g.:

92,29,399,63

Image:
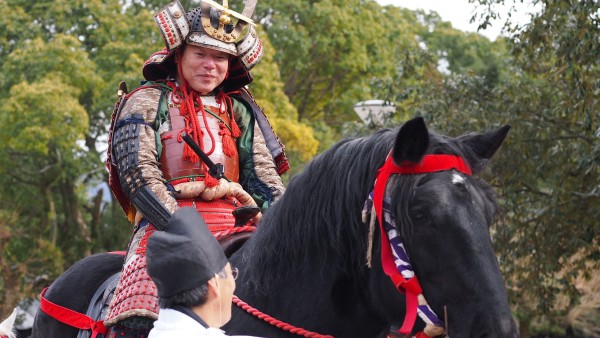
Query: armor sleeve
233,98,285,209
251,123,286,201
112,87,178,229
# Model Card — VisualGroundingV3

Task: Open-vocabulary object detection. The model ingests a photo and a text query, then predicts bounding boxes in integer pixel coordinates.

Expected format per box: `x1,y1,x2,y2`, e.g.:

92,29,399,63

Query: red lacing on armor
275,152,290,176
105,254,158,323
177,198,239,233
232,295,333,338
135,225,157,255
167,80,182,105
167,71,241,189
177,126,196,143
168,176,204,185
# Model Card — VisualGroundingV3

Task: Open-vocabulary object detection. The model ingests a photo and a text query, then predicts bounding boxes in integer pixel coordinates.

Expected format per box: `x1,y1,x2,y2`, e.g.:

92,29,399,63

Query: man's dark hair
158,268,228,308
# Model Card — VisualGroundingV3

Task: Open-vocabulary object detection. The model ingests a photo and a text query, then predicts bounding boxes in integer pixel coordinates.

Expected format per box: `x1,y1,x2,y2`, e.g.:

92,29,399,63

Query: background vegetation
0,0,598,336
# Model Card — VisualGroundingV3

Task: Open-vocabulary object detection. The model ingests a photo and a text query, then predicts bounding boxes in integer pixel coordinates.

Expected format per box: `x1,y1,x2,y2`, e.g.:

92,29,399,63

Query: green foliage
417,11,509,87
1,206,64,315
2,76,88,156
396,0,599,334
0,0,159,316
257,0,421,130
249,28,319,173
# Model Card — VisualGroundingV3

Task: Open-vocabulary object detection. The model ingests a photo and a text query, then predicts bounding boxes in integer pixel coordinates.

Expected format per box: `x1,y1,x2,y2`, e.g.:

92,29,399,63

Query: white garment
148,308,262,338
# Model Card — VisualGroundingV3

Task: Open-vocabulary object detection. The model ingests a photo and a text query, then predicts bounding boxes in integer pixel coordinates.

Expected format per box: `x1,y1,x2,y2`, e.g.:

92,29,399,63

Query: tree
416,10,509,88
257,0,422,132
374,1,600,334
0,0,160,315
0,74,86,315
250,28,319,175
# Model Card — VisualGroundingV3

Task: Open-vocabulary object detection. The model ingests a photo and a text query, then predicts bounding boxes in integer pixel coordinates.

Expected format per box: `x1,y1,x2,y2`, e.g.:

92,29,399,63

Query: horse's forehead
451,172,466,185
419,170,467,191
411,171,473,206
413,171,495,224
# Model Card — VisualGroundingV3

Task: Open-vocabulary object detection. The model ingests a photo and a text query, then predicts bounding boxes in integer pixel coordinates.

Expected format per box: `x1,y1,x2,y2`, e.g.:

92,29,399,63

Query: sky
377,0,540,41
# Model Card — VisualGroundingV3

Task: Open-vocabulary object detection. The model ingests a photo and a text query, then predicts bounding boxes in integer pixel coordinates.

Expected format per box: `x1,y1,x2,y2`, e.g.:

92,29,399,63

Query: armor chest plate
159,106,240,183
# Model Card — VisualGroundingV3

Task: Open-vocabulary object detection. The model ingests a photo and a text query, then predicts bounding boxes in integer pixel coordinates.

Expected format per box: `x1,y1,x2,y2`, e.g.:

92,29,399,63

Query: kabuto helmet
143,0,264,91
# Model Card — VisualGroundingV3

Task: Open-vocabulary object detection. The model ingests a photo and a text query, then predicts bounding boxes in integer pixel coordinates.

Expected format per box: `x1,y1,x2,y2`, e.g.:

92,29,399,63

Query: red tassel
183,142,200,163
230,117,241,138
204,171,219,188
218,123,237,157
216,91,240,138
222,134,237,157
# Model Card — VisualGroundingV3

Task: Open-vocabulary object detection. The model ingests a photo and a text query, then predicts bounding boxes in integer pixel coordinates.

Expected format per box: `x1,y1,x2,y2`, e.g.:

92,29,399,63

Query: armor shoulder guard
118,86,164,124
231,89,290,175
106,82,167,219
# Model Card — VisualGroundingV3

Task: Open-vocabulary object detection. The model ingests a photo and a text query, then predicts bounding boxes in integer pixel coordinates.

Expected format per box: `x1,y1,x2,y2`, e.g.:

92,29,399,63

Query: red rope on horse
214,225,256,240
220,226,332,338
232,296,334,338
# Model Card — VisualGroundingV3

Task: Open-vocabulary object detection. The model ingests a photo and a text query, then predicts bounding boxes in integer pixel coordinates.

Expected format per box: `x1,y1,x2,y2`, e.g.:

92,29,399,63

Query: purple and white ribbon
363,192,444,329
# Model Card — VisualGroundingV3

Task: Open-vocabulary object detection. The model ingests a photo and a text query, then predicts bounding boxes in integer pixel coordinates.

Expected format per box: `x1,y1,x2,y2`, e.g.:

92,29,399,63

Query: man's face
180,44,229,95
218,263,237,325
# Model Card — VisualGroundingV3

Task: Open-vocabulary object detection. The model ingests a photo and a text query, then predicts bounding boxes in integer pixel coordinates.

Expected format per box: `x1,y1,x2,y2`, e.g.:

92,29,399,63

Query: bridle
369,152,472,336
234,152,472,338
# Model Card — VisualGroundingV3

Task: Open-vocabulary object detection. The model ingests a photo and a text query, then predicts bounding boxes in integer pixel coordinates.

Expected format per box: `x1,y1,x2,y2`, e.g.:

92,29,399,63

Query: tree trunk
59,180,91,256
90,188,104,252
41,187,57,246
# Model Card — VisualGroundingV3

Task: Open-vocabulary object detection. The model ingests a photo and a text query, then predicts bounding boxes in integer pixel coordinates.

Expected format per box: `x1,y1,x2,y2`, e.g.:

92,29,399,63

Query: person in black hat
104,0,288,335
146,207,260,338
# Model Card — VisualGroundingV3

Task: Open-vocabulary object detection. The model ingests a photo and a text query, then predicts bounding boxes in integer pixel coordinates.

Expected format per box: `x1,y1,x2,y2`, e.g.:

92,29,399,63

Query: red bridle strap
40,288,108,338
373,153,472,334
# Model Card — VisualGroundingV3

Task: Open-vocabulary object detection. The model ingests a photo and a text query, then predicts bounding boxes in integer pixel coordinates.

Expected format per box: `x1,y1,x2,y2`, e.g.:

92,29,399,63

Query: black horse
32,117,518,337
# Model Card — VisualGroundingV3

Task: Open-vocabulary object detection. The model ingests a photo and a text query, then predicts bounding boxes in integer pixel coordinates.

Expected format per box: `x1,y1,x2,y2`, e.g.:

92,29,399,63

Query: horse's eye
412,210,427,222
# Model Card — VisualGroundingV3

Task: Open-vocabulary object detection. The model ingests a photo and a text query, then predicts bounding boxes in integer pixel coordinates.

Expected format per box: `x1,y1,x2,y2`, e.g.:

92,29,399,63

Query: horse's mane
241,125,496,293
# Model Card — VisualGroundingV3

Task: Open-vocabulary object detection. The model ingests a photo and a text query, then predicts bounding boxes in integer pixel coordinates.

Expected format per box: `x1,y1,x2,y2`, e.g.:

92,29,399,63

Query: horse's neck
233,259,389,337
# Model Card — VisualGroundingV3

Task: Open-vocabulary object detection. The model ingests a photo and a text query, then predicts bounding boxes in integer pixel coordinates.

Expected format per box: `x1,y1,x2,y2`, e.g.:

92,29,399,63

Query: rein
233,296,333,338
370,153,472,336
225,226,333,338
214,225,257,240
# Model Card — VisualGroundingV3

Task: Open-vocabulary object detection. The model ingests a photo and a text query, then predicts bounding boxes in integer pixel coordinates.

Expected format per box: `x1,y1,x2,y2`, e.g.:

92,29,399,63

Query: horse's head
230,117,517,338
369,117,517,337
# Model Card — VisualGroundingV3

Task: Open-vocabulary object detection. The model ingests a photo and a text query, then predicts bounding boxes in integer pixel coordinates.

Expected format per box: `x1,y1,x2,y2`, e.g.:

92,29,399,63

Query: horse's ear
460,125,511,160
392,117,429,164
